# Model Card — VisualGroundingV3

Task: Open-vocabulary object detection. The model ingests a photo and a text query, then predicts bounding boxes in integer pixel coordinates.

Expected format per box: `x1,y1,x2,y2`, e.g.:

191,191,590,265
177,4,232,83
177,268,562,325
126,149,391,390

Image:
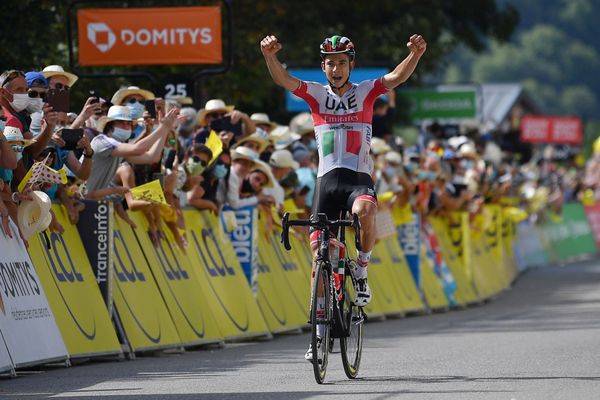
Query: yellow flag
205,130,223,165
130,179,168,205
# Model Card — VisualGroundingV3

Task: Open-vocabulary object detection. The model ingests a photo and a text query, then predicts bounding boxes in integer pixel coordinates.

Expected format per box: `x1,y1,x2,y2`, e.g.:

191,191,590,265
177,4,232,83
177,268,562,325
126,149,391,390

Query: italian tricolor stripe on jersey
321,130,361,157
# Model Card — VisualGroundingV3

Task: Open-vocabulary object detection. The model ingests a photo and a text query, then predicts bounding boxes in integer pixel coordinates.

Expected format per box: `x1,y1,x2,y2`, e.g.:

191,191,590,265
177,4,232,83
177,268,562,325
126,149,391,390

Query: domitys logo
87,22,116,53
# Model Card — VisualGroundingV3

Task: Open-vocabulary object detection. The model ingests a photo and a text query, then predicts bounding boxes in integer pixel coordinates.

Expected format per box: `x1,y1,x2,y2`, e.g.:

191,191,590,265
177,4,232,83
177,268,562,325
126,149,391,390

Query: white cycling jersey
292,78,387,177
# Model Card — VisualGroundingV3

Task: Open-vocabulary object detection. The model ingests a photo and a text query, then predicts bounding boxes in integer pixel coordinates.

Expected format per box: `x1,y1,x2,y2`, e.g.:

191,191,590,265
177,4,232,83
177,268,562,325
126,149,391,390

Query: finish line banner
78,6,222,66
0,221,67,368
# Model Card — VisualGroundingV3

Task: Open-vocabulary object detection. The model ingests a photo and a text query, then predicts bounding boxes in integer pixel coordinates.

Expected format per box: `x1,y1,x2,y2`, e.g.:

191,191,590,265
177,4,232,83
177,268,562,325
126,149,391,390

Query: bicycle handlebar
280,212,362,252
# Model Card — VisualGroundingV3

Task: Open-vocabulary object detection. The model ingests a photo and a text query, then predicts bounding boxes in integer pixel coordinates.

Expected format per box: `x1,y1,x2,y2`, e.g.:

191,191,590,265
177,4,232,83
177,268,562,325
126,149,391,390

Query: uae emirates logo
87,22,116,53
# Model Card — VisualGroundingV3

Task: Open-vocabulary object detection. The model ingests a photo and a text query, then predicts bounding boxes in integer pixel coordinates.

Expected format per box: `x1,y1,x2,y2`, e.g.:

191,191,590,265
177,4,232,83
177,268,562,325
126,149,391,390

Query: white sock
354,251,370,279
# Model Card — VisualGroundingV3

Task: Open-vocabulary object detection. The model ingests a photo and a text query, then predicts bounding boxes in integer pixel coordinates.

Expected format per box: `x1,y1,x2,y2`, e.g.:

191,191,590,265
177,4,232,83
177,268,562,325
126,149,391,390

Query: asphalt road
2,260,600,400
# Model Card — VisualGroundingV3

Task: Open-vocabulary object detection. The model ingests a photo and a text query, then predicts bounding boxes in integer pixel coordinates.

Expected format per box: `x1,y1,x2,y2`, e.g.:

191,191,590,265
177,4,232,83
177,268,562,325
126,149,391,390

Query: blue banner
398,213,421,288
221,205,259,295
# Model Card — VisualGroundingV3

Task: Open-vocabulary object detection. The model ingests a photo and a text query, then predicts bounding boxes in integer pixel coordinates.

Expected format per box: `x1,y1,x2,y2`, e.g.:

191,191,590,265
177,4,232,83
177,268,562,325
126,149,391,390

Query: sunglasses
192,156,208,166
0,70,25,87
28,90,47,101
10,143,25,153
53,82,70,91
127,98,144,104
207,112,225,119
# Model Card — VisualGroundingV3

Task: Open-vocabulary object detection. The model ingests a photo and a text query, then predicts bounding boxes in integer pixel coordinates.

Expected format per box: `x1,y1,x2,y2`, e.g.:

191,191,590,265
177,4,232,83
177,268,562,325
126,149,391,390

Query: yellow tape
112,215,184,350
27,205,121,357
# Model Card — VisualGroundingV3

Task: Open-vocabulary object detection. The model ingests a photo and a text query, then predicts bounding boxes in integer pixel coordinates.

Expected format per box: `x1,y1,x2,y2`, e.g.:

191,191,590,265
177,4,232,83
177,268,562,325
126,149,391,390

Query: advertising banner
520,116,583,144
540,203,597,261
421,222,457,306
583,203,600,249
0,221,68,367
28,206,121,358
185,211,270,341
128,212,223,347
0,333,13,374
112,216,185,351
221,205,258,293
398,213,421,288
401,90,477,120
76,200,113,313
77,7,222,66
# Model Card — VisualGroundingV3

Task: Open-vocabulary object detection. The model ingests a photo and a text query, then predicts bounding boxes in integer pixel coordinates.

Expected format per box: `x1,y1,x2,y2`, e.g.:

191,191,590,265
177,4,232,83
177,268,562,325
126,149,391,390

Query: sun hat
269,149,299,170
3,123,33,147
269,125,301,150
41,65,78,87
456,143,479,159
250,160,274,188
370,137,391,155
230,146,259,162
233,131,270,153
289,112,314,136
111,86,155,106
250,113,278,129
96,105,135,132
17,190,52,240
197,99,235,125
384,151,403,165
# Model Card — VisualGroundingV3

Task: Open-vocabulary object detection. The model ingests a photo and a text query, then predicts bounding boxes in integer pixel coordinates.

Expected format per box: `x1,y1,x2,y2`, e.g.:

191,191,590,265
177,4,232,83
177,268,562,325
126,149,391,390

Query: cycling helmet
320,35,355,60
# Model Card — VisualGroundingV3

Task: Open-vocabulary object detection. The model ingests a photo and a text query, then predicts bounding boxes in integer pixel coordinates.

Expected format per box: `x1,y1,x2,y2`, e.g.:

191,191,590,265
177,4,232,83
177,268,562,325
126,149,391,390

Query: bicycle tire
310,260,331,384
340,262,363,379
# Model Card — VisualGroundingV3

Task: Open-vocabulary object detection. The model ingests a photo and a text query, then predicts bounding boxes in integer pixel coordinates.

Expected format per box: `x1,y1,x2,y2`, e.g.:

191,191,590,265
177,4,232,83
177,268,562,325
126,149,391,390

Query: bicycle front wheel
340,264,364,379
310,260,331,384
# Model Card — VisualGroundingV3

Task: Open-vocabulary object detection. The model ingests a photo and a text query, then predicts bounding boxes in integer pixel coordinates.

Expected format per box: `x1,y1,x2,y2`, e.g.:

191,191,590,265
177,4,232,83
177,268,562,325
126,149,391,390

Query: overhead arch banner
127,212,223,347
27,206,121,359
77,6,222,66
184,210,270,341
112,216,183,351
1,220,68,367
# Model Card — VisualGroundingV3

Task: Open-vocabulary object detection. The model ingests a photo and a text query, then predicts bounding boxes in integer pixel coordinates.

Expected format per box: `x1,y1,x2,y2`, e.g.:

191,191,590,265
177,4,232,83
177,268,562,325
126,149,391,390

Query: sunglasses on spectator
53,82,70,91
192,156,208,166
10,144,25,153
0,70,25,87
207,112,226,119
28,90,47,101
126,98,144,104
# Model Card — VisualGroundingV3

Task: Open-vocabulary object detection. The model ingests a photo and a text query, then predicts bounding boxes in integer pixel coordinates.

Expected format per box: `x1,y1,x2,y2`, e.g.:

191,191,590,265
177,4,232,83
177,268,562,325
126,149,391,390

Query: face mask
10,93,30,112
213,163,228,179
26,97,44,114
384,166,397,178
112,127,132,142
308,139,318,151
187,158,206,176
127,102,145,119
460,159,474,169
240,178,254,194
405,162,418,172
0,119,5,132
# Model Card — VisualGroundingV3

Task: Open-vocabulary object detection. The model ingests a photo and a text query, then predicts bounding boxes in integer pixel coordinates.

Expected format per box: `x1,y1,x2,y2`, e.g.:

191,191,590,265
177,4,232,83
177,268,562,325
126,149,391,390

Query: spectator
372,89,396,143
264,149,299,209
251,112,278,134
194,99,256,144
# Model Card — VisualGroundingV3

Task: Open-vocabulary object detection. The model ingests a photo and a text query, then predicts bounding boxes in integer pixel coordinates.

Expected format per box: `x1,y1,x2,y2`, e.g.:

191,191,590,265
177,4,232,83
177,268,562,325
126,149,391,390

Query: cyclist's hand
261,35,282,56
407,34,427,56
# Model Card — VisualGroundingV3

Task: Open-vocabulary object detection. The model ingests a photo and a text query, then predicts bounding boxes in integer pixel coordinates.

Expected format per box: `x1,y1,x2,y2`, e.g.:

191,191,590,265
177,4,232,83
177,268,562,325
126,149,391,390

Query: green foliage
0,0,518,122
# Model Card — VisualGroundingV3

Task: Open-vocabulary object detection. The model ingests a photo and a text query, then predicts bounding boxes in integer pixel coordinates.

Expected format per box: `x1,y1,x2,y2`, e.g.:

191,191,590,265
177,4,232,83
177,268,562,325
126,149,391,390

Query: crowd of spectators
0,65,595,245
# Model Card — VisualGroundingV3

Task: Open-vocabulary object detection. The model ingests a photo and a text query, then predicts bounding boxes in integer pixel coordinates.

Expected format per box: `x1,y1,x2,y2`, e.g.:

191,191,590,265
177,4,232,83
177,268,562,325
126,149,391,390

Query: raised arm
260,35,301,92
382,34,427,90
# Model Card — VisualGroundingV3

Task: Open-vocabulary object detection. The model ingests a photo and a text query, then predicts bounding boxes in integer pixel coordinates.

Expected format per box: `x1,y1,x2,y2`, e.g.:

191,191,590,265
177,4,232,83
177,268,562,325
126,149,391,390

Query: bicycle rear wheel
340,263,364,379
310,260,331,384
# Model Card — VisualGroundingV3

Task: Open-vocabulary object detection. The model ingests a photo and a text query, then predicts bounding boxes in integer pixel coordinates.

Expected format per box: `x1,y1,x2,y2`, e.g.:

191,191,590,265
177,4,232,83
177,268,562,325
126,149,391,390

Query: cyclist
261,33,426,359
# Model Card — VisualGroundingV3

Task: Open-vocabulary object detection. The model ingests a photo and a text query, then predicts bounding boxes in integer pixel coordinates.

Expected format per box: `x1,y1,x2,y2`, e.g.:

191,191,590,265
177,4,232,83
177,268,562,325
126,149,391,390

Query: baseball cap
269,149,299,169
25,71,48,88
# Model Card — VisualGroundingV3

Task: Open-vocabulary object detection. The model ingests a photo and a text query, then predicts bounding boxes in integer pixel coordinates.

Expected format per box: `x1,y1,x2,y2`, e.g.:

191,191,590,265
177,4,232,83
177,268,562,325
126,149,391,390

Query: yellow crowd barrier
28,205,121,358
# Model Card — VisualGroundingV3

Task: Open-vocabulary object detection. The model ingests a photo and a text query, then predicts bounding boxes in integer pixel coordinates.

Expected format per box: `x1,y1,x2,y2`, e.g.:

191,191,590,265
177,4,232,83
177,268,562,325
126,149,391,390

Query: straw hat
269,149,299,170
230,146,259,162
18,190,52,240
111,86,155,106
384,151,403,165
41,65,78,87
269,125,301,150
96,105,135,132
456,143,479,159
251,113,278,129
250,160,274,188
197,99,235,125
289,112,314,136
234,131,270,153
370,137,391,155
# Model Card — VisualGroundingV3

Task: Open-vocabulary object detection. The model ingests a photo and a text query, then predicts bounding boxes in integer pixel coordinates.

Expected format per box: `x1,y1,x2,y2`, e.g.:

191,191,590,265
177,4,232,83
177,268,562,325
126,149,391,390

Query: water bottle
330,239,345,301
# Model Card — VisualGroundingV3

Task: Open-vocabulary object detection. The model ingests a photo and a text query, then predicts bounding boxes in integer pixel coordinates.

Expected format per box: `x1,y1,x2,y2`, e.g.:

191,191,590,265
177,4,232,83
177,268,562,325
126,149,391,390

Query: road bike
281,212,366,384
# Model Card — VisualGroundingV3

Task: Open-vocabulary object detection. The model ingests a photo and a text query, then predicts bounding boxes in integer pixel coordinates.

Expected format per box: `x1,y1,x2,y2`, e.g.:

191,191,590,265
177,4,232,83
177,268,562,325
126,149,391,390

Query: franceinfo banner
0,221,67,368
76,200,114,314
